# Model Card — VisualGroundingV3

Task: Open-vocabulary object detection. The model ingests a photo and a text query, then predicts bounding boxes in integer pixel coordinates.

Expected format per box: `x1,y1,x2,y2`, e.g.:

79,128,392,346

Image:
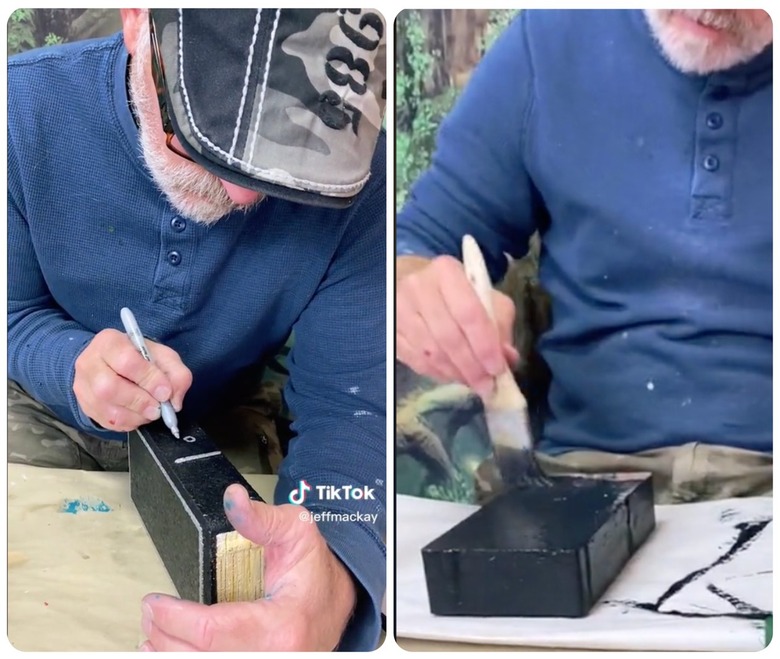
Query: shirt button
171,217,186,232
702,154,720,171
710,85,729,100
705,112,723,129
167,250,182,266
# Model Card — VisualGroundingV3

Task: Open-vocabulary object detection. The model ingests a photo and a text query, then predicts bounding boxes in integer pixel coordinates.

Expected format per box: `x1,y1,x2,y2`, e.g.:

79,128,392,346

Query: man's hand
138,484,358,651
73,329,192,432
396,255,519,397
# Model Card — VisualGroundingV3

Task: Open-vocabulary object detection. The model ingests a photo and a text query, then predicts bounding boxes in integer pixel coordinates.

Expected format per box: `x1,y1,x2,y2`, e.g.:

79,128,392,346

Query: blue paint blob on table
59,498,112,514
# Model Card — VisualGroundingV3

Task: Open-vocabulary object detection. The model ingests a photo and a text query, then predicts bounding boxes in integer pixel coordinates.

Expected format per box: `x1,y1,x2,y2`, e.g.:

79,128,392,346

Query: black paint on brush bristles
493,443,552,488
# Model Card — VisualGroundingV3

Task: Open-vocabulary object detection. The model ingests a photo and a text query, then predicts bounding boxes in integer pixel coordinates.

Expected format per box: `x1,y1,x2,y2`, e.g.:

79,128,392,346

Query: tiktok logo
288,480,312,505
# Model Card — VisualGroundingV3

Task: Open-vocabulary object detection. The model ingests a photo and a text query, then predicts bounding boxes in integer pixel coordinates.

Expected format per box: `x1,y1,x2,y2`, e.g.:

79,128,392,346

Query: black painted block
422,474,655,617
129,421,265,604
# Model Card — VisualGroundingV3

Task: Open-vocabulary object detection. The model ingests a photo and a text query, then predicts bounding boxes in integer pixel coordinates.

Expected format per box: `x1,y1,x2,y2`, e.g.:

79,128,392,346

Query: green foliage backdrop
395,9,519,211
8,9,121,56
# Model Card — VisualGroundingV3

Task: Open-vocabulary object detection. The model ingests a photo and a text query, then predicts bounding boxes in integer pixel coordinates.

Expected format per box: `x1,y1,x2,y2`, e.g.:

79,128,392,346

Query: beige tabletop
7,463,277,652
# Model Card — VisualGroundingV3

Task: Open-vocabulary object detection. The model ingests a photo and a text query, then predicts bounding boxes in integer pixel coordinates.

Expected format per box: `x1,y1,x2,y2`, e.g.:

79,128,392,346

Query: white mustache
680,9,739,32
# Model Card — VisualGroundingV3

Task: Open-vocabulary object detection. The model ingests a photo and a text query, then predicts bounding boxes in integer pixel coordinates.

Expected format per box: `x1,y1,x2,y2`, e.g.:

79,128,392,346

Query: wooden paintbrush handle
462,235,528,411
462,234,496,322
492,369,528,411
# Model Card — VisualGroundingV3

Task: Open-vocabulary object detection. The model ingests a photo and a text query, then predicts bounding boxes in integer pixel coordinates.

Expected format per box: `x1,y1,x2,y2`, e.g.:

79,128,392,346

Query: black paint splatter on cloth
606,519,771,620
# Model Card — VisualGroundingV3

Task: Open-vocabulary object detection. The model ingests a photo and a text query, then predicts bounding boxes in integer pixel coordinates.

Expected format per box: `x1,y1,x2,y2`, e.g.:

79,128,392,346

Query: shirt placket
690,78,741,222
152,213,197,309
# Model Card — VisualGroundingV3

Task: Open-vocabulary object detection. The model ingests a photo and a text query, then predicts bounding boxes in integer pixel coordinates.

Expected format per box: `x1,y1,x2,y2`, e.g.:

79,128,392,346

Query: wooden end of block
215,530,264,602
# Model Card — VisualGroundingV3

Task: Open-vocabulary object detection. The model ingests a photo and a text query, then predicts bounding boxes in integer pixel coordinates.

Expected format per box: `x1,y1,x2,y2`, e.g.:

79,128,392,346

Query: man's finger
223,484,301,548
409,277,489,393
142,594,217,651
93,403,153,432
503,343,521,369
104,345,172,403
142,593,264,652
396,333,452,384
76,363,157,431
147,343,193,411
396,295,460,383
141,625,199,652
89,361,162,420
436,267,506,383
492,291,518,347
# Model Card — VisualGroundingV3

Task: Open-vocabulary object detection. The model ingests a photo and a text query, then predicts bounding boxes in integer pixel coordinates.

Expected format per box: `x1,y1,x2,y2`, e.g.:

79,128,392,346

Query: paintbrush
462,234,551,488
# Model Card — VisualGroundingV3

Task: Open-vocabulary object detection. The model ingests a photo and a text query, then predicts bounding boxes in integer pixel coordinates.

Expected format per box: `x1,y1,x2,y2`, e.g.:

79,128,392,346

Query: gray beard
126,31,254,224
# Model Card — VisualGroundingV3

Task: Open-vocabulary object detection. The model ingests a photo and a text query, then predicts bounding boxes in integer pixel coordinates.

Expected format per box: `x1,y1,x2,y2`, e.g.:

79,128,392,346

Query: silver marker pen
120,307,180,439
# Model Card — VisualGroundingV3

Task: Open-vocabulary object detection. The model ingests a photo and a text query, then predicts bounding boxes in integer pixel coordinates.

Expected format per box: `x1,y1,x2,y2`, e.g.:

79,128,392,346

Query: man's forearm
7,307,98,432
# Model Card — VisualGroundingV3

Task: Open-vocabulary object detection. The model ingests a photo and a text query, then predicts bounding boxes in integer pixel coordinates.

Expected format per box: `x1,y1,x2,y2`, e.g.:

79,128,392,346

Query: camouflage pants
476,442,773,505
7,379,287,475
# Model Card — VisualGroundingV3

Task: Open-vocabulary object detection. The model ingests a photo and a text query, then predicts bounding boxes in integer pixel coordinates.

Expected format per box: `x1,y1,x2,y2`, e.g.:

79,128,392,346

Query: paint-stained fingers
396,334,451,385
397,254,490,387
223,484,306,549
396,254,517,392
396,293,460,384
408,273,494,397
75,328,173,407
76,399,151,433
73,333,161,431
432,257,509,389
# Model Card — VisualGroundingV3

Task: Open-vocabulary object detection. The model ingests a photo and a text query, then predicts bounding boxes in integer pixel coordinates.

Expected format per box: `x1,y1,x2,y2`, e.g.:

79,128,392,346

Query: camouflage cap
149,8,386,208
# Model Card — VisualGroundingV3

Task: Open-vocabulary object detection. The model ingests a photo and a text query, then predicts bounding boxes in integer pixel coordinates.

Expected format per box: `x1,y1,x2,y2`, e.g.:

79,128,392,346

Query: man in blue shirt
396,10,771,502
8,8,386,652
